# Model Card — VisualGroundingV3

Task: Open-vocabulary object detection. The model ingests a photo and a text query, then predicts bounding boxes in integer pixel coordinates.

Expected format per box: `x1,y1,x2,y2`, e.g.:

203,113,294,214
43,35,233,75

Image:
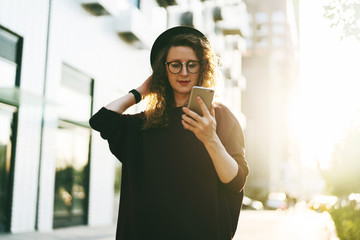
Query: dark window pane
53,121,90,228
0,104,16,232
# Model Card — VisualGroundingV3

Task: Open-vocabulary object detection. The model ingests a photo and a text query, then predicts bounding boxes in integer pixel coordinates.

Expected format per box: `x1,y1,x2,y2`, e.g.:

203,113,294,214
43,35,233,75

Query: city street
1,204,339,240
234,205,339,240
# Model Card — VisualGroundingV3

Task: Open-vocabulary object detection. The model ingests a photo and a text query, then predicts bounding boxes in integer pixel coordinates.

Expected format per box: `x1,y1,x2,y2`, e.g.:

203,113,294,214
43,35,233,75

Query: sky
292,0,360,168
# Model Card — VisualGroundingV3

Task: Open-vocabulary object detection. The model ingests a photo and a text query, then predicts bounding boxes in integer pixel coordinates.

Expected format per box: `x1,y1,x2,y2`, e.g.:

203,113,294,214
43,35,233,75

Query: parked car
265,192,287,210
242,196,264,210
308,195,338,212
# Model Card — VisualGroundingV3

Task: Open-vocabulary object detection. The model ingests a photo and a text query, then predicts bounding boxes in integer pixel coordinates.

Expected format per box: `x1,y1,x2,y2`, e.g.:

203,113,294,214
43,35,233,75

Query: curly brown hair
143,33,218,129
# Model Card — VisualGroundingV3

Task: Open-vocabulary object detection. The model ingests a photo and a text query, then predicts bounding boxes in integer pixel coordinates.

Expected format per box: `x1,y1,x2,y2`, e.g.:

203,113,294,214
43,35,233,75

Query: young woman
89,26,249,240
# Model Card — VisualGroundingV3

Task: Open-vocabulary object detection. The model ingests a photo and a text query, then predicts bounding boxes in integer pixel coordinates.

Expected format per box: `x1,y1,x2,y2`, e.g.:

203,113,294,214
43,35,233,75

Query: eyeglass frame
165,61,203,74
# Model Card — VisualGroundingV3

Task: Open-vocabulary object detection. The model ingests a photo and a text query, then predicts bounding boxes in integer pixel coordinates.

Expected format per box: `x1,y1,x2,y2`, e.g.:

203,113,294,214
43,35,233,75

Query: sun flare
290,0,360,169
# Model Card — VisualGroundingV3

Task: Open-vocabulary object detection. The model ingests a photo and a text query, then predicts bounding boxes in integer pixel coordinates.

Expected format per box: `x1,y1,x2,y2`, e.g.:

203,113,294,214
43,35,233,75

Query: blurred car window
266,192,287,210
242,196,264,210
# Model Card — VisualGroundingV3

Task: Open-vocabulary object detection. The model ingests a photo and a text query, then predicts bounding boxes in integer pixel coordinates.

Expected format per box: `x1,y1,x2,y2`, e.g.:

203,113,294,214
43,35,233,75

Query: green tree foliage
324,0,360,40
329,206,360,240
321,125,360,197
323,124,360,239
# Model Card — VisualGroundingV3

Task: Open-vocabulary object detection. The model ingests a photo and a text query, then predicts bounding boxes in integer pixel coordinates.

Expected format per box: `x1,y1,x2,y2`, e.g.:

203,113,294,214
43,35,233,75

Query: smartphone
187,86,215,116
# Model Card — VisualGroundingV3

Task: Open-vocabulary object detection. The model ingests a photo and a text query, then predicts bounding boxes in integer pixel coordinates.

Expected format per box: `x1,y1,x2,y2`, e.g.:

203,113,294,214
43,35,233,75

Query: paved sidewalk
0,207,339,240
234,207,339,240
0,225,116,240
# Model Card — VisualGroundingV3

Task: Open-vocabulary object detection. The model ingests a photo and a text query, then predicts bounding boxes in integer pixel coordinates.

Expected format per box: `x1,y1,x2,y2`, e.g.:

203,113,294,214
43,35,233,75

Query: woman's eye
188,62,198,68
171,63,181,68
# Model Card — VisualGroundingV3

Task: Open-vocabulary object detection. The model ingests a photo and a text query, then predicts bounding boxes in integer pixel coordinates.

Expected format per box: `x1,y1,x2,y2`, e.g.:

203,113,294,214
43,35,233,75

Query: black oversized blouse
89,103,249,240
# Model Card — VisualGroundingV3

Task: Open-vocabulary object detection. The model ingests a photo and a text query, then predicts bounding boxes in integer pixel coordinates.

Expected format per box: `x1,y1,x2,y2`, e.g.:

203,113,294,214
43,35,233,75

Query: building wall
242,0,300,200
0,0,49,233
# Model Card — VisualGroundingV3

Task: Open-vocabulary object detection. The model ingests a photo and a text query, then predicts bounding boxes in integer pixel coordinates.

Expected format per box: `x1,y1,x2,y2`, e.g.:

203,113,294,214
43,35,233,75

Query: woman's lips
177,80,190,85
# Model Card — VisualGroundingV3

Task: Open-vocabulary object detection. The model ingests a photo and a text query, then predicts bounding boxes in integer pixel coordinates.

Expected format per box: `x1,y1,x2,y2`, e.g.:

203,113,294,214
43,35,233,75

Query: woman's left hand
182,97,241,185
182,96,217,143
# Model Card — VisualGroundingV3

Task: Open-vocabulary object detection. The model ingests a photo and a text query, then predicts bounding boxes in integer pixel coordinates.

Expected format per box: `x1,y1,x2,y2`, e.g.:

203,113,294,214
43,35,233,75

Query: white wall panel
0,0,49,233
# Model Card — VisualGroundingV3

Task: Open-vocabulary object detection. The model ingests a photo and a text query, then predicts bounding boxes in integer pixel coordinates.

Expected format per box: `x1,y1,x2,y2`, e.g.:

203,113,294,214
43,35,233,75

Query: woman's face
165,46,200,103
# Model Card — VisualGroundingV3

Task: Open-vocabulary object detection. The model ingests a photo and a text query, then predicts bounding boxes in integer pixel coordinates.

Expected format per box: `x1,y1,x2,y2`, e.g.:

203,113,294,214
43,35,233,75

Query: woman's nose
180,64,189,75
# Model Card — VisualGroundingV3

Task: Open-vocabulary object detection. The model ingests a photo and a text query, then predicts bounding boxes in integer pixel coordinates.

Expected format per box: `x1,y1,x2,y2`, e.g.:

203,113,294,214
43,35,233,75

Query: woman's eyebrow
167,59,199,62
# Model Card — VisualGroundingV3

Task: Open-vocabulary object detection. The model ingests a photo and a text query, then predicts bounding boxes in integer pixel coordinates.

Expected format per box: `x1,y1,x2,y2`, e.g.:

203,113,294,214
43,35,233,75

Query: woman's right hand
136,75,152,98
105,75,152,113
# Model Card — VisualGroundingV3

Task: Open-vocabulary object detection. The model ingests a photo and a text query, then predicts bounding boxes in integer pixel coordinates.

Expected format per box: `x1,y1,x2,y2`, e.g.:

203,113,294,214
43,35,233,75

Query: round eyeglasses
165,61,202,74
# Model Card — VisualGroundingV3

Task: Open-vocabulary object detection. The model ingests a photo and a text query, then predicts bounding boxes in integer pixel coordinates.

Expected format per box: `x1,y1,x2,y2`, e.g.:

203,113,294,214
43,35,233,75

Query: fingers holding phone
195,96,216,118
182,87,217,143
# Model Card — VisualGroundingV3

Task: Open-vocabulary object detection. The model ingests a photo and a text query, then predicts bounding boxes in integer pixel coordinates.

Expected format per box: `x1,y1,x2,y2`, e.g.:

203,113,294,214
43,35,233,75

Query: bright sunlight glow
290,0,360,169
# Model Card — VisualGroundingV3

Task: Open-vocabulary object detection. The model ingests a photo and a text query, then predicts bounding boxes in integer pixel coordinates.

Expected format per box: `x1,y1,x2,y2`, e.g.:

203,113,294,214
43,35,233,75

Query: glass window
272,24,285,35
59,64,93,124
129,0,140,8
255,12,268,23
0,26,20,233
0,103,17,232
0,27,20,63
272,11,285,23
53,121,90,228
53,64,93,228
0,26,21,105
255,37,269,48
256,24,268,36
0,57,16,88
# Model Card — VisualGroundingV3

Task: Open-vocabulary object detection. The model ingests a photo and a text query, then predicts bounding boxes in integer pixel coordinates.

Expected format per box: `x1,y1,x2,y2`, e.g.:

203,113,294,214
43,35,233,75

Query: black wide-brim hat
150,26,207,69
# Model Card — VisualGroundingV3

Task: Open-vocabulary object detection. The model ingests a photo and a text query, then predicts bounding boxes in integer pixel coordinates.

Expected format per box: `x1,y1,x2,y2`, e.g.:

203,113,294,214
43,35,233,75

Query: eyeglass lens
167,61,201,74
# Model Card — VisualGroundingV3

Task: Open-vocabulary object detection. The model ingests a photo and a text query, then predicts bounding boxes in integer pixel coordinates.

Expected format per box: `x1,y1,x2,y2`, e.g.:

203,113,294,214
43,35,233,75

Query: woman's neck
174,93,190,107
